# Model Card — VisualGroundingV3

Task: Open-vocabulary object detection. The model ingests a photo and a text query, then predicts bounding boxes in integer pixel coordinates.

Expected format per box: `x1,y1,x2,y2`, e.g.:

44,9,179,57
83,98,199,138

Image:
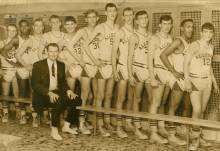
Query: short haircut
123,7,134,16
135,10,148,20
201,22,214,31
105,3,117,11
159,15,173,24
180,19,193,27
64,16,77,24
84,9,98,17
7,24,17,31
18,19,30,27
46,43,59,51
49,15,61,22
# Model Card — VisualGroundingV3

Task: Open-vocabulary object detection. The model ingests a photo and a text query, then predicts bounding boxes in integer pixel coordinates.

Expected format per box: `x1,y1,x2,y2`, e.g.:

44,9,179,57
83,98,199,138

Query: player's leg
1,80,11,123
149,85,168,144
115,80,128,138
79,76,92,134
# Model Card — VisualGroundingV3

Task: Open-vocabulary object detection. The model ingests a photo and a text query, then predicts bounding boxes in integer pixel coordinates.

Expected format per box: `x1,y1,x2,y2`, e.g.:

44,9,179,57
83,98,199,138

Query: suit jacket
31,59,69,108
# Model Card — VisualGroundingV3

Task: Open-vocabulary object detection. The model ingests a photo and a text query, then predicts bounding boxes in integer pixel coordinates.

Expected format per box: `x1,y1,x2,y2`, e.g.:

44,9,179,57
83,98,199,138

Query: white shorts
169,75,185,91
154,67,172,85
96,64,113,79
82,63,98,78
16,67,30,79
117,64,128,80
133,65,150,83
190,76,212,91
66,65,82,79
2,67,16,82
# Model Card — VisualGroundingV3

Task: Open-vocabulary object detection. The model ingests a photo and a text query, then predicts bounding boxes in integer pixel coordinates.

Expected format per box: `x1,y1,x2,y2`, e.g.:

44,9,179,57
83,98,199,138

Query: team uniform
132,31,152,83
170,37,190,91
0,39,17,82
189,40,213,91
58,34,83,78
96,23,118,79
117,27,133,80
82,27,99,78
153,33,173,85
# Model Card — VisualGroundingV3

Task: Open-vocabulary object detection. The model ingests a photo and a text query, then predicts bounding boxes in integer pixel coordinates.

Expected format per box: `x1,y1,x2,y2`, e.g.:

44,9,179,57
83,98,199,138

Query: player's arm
148,36,159,87
0,37,19,56
183,42,199,92
160,38,184,80
15,39,32,70
128,34,138,86
111,30,123,81
210,66,219,93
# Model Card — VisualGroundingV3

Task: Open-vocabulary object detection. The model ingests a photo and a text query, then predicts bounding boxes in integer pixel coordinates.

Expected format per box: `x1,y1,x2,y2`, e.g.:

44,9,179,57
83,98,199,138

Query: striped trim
154,64,168,71
189,73,208,79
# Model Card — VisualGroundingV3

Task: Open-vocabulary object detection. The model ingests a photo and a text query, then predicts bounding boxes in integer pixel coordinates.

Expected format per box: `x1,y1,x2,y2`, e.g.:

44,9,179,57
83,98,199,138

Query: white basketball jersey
153,33,173,69
189,40,213,76
133,31,152,68
99,23,118,63
83,27,100,64
172,37,190,73
118,26,133,65
43,31,65,44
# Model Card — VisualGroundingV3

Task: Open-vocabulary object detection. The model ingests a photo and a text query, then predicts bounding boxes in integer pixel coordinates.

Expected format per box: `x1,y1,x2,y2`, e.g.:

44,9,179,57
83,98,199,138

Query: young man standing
184,23,219,150
112,7,134,138
148,15,173,144
0,24,19,123
160,19,194,145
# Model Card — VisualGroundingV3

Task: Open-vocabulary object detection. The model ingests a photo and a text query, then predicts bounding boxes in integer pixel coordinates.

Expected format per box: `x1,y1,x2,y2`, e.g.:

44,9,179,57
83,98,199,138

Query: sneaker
20,111,27,125
125,121,135,131
51,127,63,141
99,126,110,137
135,128,148,140
189,138,199,151
85,121,94,130
158,126,169,138
79,122,91,135
150,133,168,144
62,126,78,135
32,114,39,128
116,127,128,138
2,109,8,123
168,134,186,146
200,137,211,147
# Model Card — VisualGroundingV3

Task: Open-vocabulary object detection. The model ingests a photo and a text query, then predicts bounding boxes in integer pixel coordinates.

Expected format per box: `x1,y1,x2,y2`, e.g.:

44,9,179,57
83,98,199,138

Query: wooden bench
0,96,31,104
77,105,220,151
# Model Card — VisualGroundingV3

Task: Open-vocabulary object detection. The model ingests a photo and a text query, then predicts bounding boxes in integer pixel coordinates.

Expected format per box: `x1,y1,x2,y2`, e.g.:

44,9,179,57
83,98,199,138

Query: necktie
52,63,55,77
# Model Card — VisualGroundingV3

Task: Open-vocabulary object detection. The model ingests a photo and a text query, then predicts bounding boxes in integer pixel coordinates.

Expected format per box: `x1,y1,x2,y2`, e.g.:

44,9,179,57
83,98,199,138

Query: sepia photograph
0,0,220,150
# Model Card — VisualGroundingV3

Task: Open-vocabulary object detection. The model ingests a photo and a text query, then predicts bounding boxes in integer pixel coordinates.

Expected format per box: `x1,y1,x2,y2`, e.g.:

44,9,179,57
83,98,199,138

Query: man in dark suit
31,43,82,140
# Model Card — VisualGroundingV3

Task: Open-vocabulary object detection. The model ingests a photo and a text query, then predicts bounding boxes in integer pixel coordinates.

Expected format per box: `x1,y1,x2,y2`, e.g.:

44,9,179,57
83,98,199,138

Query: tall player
184,23,219,150
0,24,19,123
15,18,46,127
160,19,194,145
84,3,119,137
1,19,31,124
148,15,173,144
127,10,152,140
112,7,134,138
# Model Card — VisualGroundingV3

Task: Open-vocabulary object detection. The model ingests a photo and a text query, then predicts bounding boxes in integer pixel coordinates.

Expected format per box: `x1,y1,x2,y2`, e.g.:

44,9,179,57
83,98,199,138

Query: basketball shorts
133,65,150,83
82,63,98,78
2,67,17,82
117,64,128,80
154,66,172,85
189,75,212,91
16,67,30,79
95,64,113,80
66,64,82,79
169,75,186,91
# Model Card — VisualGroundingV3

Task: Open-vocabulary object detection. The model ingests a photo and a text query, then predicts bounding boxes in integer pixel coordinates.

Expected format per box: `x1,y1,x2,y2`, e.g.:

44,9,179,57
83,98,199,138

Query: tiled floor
1,120,220,151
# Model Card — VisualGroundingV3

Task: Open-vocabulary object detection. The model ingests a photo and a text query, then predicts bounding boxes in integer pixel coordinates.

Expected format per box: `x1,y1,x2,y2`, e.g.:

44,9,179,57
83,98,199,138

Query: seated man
31,43,82,140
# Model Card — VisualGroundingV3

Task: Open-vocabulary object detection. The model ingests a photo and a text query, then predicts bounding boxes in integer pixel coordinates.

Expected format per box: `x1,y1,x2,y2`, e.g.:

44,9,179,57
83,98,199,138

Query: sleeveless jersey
133,30,152,68
153,33,173,69
172,37,190,73
189,40,213,76
0,39,15,68
43,31,65,45
99,23,118,63
118,26,133,65
83,27,100,64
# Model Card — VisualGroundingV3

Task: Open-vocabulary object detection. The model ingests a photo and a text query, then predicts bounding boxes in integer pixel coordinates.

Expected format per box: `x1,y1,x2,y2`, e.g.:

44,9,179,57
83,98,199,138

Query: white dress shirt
47,59,58,91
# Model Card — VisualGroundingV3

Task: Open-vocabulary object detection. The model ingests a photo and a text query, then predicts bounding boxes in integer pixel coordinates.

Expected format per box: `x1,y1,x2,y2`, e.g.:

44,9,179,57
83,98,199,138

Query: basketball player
148,15,173,144
15,18,46,127
112,7,134,138
160,19,194,145
184,22,219,150
0,24,19,123
127,10,153,140
84,3,119,137
1,19,31,124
